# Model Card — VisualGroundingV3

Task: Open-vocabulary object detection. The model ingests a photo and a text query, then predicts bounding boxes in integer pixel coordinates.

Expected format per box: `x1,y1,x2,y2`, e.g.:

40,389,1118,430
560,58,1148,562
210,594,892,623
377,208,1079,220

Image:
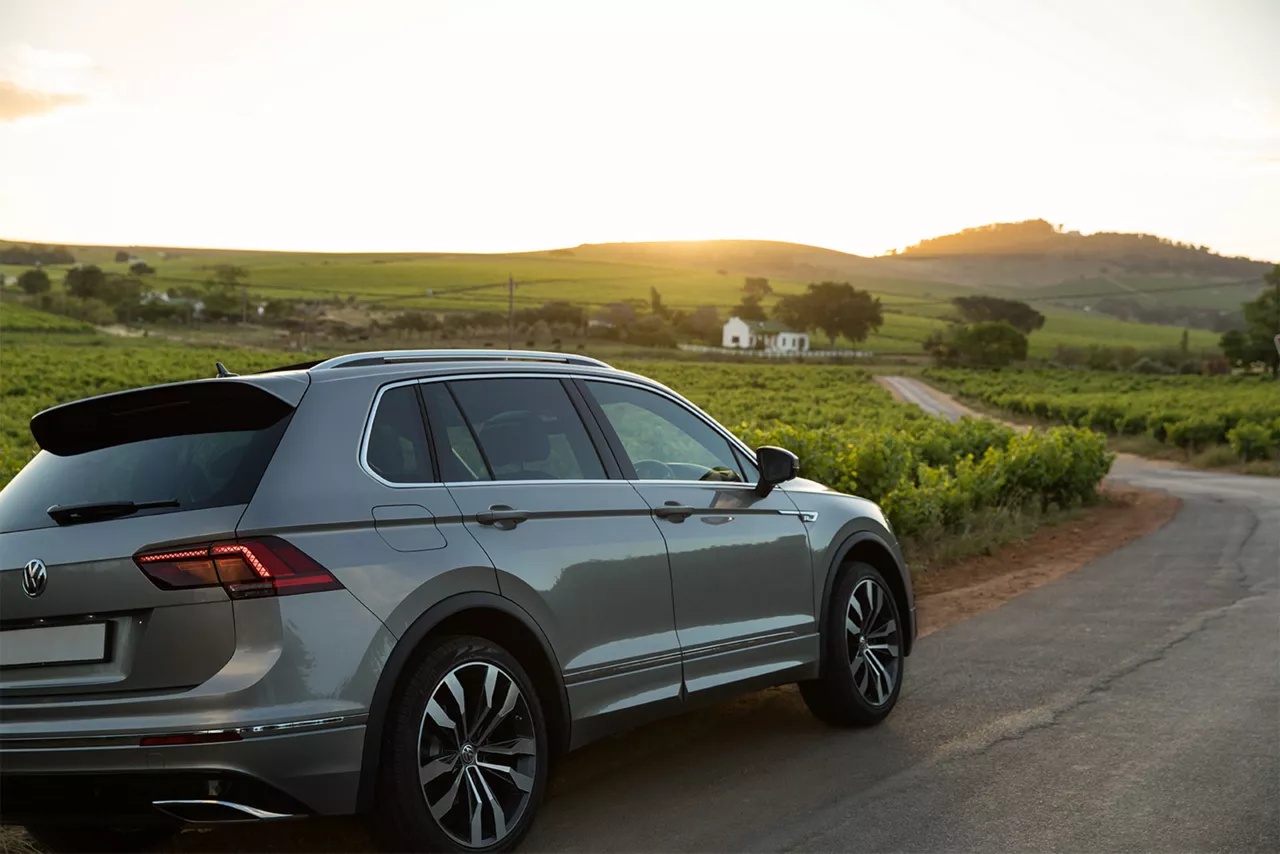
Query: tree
649,286,667,318
1,244,74,265
1219,265,1280,378
65,265,107,299
18,268,50,295
773,281,884,348
129,261,156,275
743,277,772,297
733,294,767,322
925,321,1028,367
1179,328,1189,354
680,305,721,342
951,296,1045,334
114,250,130,263
210,265,249,285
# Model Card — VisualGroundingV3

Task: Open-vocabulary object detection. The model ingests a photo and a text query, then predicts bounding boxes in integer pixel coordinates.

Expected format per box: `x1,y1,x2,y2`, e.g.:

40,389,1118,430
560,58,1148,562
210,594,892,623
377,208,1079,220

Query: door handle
476,505,529,529
653,502,695,522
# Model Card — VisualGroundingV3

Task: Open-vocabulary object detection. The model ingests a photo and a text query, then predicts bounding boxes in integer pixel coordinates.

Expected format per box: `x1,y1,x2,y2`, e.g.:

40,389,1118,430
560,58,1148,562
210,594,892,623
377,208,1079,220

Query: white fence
678,344,874,359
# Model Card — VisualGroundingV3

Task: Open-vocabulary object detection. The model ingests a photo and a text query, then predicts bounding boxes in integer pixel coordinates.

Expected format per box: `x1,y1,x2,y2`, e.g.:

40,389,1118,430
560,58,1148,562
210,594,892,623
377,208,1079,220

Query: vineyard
1,334,1113,547
925,367,1280,461
0,301,95,333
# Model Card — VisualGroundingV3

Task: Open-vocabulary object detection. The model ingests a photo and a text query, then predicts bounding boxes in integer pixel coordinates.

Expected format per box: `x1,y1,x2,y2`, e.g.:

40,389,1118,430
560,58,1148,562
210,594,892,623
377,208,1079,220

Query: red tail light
135,537,343,598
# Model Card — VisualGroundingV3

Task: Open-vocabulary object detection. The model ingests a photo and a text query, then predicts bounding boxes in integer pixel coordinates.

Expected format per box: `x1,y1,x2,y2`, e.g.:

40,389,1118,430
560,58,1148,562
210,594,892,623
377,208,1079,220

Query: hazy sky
1,0,1277,259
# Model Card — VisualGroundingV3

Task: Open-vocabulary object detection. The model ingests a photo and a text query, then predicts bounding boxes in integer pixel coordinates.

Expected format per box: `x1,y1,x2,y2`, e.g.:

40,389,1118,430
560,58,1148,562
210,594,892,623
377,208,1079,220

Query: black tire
22,822,176,853
374,635,548,853
800,561,905,727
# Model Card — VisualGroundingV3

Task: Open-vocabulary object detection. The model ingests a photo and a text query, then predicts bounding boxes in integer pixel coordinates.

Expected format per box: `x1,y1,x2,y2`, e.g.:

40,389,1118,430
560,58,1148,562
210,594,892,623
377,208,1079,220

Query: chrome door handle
653,503,695,522
476,506,529,529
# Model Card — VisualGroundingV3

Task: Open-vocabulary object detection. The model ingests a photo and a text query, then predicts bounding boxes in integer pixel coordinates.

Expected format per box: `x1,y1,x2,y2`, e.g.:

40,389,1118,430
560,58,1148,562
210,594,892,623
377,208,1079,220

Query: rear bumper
0,721,365,823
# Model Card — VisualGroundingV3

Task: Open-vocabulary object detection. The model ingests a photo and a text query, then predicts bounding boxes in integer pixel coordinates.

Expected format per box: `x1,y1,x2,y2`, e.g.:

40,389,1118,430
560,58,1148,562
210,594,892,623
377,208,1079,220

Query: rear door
0,375,304,697
426,376,683,737
579,378,817,699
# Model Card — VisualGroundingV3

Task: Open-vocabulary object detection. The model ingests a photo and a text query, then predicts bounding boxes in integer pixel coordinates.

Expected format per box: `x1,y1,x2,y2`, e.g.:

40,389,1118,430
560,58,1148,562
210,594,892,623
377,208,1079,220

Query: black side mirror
754,446,799,496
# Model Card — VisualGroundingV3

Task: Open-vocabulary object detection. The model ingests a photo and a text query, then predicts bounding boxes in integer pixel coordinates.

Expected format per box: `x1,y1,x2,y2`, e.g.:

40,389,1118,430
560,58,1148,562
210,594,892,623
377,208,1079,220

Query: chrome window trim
358,370,776,490
442,478,638,488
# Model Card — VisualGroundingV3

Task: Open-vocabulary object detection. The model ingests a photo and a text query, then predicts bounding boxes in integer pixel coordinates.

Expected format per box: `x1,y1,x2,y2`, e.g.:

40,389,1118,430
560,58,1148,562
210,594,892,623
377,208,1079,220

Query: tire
800,561,905,727
22,822,176,853
374,635,549,853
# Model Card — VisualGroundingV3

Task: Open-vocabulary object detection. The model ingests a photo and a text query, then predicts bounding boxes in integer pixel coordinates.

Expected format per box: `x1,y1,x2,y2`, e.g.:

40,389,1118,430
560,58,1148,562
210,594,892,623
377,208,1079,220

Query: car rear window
0,382,295,533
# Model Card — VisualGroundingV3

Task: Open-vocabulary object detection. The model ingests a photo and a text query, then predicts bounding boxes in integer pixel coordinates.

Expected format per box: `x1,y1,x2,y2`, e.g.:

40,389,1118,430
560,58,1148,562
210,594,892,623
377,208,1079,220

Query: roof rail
310,350,614,371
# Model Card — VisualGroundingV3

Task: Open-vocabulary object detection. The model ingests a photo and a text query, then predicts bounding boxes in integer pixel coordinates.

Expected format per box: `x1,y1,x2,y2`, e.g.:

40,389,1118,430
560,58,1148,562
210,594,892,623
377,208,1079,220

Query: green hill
0,229,1259,357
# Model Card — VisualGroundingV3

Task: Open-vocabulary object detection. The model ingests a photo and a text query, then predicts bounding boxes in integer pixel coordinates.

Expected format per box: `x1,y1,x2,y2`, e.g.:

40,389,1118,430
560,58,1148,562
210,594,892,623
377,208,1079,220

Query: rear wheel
800,561,904,726
375,635,548,853
22,822,176,853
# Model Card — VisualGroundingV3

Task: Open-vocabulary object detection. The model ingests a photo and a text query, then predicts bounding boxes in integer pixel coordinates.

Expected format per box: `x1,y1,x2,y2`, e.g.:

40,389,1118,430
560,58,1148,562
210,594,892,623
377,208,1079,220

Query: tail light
135,537,343,598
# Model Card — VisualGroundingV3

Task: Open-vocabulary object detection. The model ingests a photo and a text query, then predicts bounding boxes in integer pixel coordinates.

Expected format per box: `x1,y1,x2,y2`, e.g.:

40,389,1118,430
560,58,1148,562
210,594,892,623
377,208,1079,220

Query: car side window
447,379,606,481
420,383,491,482
365,384,434,484
584,381,746,483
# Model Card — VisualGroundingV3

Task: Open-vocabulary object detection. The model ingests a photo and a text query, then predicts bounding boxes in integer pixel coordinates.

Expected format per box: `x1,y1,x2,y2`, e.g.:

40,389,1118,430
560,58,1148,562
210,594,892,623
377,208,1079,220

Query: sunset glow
1,0,1277,259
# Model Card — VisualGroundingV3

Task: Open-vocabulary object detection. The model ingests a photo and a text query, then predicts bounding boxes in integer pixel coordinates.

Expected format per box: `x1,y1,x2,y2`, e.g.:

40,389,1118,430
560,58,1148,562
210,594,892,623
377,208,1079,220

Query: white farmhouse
722,316,809,352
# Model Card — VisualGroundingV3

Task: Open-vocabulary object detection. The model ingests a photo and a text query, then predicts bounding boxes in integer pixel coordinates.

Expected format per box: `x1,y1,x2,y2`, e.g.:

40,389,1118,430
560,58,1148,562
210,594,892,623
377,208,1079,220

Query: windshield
0,418,290,534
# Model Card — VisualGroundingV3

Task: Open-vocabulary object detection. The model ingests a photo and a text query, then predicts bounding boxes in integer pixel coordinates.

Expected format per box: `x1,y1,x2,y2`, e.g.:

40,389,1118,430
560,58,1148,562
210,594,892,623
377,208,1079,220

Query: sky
1,0,1277,260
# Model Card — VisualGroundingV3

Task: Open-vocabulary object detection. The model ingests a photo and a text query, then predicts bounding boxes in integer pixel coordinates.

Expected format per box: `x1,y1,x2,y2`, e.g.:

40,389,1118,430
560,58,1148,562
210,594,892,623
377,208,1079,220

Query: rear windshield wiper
46,499,181,526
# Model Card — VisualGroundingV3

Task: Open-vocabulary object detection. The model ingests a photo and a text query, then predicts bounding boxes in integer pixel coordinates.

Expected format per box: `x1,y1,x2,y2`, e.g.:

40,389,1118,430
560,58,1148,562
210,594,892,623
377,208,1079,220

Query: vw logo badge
22,559,47,598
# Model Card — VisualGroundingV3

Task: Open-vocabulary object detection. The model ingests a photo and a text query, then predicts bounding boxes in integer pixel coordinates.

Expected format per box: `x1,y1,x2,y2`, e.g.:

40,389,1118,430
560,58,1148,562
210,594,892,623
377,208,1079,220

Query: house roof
728,317,801,334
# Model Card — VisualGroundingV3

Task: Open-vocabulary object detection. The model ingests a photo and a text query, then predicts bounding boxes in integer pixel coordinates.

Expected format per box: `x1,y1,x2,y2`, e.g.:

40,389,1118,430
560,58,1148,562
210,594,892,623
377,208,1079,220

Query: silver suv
0,350,915,852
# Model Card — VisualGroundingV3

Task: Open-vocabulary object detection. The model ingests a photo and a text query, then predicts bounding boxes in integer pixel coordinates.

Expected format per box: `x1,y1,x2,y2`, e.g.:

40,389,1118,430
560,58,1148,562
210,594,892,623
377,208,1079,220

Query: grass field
0,242,1228,357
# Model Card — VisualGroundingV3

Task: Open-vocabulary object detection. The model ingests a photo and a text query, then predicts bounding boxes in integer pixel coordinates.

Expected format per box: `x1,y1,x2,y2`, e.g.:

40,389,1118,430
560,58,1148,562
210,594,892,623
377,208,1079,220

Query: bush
1130,357,1167,374
1117,411,1148,435
926,321,1028,368
1167,416,1226,451
1226,422,1275,462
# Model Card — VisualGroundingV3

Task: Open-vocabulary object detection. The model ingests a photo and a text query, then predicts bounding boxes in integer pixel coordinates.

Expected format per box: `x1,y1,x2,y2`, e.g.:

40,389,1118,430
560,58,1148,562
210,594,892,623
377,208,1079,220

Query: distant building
722,316,809,352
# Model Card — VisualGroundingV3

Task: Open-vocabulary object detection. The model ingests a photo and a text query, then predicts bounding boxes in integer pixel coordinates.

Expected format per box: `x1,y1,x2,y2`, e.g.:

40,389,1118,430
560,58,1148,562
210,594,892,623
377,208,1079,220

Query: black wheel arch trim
817,527,915,672
355,590,570,812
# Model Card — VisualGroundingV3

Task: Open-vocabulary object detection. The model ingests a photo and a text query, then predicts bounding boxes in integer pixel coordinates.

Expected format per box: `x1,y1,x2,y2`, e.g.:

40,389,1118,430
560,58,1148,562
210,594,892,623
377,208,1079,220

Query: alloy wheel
845,577,901,706
416,661,537,848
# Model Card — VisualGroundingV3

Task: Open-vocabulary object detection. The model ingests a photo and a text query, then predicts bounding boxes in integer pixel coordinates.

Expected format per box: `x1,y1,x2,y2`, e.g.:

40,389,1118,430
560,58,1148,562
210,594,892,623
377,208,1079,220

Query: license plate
0,623,108,668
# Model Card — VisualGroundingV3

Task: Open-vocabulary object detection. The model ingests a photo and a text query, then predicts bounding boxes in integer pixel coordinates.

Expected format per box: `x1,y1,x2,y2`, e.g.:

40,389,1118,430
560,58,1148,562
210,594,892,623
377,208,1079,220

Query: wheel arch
817,531,914,674
355,591,570,812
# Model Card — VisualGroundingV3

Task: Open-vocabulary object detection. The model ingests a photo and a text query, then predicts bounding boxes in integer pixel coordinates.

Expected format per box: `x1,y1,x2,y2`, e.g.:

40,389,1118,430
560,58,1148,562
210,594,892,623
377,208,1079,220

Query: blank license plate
0,623,107,668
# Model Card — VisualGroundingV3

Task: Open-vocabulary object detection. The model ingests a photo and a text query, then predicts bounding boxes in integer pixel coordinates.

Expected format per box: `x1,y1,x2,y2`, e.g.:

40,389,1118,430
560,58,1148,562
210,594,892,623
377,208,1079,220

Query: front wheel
374,635,548,853
800,561,904,726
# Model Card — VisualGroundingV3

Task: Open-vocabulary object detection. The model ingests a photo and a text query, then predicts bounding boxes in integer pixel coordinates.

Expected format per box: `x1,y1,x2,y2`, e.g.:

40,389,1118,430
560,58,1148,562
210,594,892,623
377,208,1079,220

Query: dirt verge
912,485,1180,637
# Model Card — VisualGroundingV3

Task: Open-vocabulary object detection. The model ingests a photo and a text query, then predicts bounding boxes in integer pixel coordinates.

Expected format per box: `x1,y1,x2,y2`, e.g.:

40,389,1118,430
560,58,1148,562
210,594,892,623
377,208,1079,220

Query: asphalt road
879,375,969,422
520,380,1280,852
166,378,1278,852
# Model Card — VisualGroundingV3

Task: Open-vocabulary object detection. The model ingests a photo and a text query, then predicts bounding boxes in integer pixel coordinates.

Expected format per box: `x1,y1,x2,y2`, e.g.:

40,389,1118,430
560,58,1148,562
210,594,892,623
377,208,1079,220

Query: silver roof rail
310,349,613,370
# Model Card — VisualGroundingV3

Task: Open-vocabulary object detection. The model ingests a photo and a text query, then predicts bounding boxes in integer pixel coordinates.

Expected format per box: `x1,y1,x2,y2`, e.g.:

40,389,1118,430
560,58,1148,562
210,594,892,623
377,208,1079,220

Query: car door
579,378,818,699
424,376,683,740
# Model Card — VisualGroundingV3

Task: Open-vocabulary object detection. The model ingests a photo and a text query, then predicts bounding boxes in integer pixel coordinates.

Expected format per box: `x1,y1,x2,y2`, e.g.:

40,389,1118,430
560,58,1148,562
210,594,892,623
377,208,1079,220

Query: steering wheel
633,459,675,480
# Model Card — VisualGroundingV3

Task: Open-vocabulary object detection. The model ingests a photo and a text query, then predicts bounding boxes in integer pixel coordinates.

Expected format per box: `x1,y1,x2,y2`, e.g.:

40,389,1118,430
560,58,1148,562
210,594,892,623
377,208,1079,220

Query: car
0,349,915,853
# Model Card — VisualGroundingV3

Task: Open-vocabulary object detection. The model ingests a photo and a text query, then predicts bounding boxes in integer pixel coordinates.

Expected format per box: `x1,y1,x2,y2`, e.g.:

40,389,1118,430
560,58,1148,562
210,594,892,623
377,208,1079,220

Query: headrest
479,411,551,468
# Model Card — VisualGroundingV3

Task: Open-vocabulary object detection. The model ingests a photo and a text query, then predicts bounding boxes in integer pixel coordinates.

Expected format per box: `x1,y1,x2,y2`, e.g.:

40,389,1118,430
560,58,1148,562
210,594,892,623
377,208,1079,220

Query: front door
422,377,682,737
579,379,817,698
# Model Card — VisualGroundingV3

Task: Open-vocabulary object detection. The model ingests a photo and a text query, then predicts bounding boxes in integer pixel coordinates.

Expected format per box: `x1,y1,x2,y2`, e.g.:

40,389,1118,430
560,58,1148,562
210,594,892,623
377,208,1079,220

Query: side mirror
755,446,799,496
